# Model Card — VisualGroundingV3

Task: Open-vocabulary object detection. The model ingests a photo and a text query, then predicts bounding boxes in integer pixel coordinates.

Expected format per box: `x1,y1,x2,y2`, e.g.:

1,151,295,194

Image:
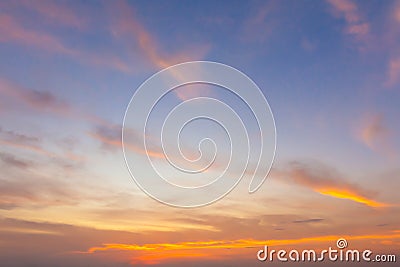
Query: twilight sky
0,0,399,266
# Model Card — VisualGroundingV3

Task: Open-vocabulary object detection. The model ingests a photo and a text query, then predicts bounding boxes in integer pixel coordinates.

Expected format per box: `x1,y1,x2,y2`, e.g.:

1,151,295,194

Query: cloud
88,123,165,159
0,176,77,209
16,0,87,29
0,152,34,169
1,1,209,82
0,214,398,267
0,127,52,157
301,38,318,52
83,231,400,264
0,127,85,162
0,13,132,73
109,1,209,70
0,13,75,54
107,1,211,100
386,57,400,86
240,1,277,43
326,0,370,46
0,126,39,144
356,113,395,157
396,3,400,23
0,217,144,267
292,218,324,224
0,78,110,127
88,124,123,151
0,78,70,115
277,161,388,208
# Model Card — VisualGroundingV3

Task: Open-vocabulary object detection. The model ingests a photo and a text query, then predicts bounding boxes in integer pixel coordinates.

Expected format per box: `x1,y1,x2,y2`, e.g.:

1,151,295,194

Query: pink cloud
0,13,74,55
0,13,133,73
386,57,400,86
108,1,211,100
326,0,370,43
18,0,87,29
356,113,396,158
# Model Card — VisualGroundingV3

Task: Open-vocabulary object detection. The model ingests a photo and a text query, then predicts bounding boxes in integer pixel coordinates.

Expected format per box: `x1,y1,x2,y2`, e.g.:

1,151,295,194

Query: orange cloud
279,161,389,208
317,188,388,207
83,231,400,264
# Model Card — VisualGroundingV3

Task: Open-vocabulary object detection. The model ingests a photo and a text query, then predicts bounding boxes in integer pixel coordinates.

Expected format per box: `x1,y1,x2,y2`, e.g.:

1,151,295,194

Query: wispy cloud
0,78,70,115
16,0,87,29
0,13,75,54
109,1,210,70
0,152,34,169
0,78,111,127
88,124,165,159
0,127,85,162
356,113,395,157
240,1,276,43
386,57,400,86
277,161,389,208
326,0,370,46
0,175,79,210
108,1,210,100
0,13,132,73
292,218,324,224
0,127,51,156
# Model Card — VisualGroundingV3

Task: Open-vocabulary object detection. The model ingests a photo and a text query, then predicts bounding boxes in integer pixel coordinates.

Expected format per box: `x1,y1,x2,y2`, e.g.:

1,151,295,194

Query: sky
0,0,399,266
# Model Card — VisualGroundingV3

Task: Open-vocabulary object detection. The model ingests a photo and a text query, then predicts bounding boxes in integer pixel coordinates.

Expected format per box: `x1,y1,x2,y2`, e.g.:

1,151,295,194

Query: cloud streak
88,124,164,159
108,1,211,100
83,231,400,264
0,152,34,169
0,13,74,54
16,0,87,29
277,161,389,208
0,13,132,73
0,127,85,162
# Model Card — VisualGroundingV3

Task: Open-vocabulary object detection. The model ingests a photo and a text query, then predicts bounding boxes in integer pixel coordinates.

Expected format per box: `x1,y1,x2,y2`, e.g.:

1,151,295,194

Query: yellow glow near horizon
82,231,400,264
317,188,388,207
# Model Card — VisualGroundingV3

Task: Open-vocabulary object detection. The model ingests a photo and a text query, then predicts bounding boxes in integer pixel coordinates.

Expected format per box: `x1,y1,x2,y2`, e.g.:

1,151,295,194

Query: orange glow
317,188,388,207
82,231,400,264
